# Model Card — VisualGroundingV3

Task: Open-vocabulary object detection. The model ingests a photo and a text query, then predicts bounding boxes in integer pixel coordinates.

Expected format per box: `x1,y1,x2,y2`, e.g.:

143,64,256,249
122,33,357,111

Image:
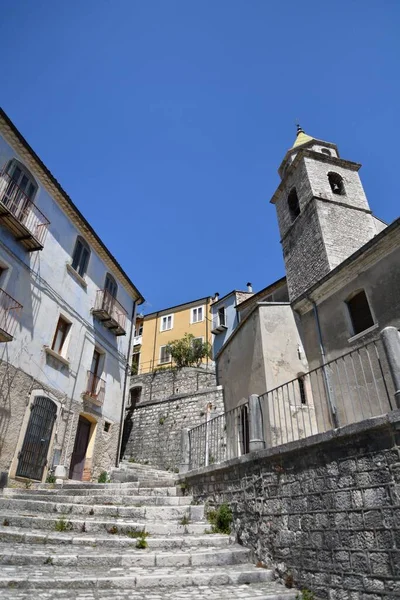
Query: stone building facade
0,108,144,483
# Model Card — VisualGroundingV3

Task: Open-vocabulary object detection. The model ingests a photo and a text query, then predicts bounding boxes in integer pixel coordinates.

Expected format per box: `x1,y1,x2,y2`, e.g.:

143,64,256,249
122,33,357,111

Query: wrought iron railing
93,289,128,332
0,287,23,340
186,338,396,471
0,171,50,246
84,370,106,405
189,403,249,470
259,338,394,448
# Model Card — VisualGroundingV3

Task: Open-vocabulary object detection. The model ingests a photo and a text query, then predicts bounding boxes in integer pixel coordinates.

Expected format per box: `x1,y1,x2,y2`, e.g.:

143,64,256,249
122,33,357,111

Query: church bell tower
270,126,384,301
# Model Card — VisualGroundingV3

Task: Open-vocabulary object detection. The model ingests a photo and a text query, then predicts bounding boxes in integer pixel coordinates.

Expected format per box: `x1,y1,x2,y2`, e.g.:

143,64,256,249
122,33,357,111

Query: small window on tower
328,172,345,195
346,290,375,336
321,148,331,156
288,188,300,222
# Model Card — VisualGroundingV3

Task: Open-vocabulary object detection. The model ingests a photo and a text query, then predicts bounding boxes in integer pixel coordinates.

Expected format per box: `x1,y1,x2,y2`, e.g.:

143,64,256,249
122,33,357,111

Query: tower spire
296,123,304,136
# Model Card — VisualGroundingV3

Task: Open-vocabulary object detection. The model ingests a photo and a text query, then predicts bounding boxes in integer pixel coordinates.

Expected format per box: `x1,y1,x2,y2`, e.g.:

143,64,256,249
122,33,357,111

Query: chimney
247,282,253,293
213,292,219,303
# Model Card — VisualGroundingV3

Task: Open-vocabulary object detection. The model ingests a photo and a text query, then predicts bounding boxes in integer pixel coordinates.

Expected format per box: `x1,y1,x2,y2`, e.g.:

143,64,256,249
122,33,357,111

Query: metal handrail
85,370,106,405
0,171,50,245
0,286,23,338
94,289,128,331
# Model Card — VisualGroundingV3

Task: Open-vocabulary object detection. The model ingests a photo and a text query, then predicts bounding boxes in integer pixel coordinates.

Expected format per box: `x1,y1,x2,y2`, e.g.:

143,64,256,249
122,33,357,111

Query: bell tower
270,126,385,301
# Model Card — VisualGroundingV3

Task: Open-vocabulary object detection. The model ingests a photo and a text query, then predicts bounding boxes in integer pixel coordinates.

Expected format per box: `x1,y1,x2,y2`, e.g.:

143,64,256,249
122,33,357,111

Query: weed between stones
206,503,232,534
54,518,73,532
180,514,190,526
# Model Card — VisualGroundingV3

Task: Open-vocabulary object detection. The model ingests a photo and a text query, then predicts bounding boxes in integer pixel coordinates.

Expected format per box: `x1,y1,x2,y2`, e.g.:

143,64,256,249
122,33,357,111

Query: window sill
44,346,70,367
348,323,379,344
66,263,87,288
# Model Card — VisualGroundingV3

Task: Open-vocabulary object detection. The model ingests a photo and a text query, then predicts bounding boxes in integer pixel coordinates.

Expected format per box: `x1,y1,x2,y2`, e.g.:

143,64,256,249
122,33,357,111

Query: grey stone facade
180,412,400,600
0,358,118,481
272,142,383,301
123,367,224,470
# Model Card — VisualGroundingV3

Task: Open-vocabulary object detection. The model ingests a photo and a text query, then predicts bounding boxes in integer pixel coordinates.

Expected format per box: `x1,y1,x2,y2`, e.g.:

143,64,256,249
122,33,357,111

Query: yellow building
132,296,213,374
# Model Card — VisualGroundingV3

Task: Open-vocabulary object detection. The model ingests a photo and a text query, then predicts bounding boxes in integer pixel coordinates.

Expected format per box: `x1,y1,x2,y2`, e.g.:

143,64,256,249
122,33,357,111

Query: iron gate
16,396,57,480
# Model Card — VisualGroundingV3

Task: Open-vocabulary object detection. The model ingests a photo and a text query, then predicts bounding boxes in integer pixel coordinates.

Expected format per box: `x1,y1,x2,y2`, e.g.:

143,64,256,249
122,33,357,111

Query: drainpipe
311,300,339,428
115,299,137,467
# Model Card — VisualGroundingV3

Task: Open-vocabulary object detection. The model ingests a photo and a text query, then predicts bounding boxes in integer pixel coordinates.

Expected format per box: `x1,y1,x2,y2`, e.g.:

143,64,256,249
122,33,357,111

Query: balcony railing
92,289,128,336
211,312,227,334
0,287,22,342
82,370,106,406
0,171,50,251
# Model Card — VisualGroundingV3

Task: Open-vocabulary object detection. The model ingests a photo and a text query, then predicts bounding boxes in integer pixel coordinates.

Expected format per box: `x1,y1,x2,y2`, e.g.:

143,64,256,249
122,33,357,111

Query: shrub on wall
166,334,211,368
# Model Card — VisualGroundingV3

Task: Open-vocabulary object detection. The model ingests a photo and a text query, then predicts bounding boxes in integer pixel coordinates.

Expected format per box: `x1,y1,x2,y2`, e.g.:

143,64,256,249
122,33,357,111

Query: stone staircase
0,463,297,599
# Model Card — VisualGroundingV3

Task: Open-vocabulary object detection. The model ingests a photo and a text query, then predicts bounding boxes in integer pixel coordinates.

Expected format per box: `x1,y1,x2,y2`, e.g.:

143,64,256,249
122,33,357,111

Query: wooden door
69,417,91,480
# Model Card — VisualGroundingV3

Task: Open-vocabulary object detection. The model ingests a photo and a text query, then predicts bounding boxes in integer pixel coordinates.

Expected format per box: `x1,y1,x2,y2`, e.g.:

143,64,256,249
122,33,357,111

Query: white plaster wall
0,134,136,424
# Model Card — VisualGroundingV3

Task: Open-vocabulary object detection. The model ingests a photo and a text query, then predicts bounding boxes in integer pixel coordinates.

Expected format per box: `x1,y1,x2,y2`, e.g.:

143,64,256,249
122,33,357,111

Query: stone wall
124,367,224,470
180,412,400,600
0,358,118,482
129,367,218,405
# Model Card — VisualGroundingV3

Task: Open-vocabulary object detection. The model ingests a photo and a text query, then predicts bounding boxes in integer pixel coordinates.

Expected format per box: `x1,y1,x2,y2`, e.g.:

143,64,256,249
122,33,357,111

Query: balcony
82,370,106,406
0,172,50,251
211,313,228,334
0,287,22,342
92,289,128,336
133,334,142,346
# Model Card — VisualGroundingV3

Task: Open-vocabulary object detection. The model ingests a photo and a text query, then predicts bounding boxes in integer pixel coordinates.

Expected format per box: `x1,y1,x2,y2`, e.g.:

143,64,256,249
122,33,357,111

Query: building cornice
0,109,144,304
144,296,212,320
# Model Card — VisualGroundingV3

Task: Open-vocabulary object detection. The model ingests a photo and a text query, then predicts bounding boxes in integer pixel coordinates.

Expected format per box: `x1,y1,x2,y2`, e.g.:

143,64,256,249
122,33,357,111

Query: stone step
0,563,274,590
0,582,298,599
3,492,192,506
0,512,209,535
0,527,233,550
9,485,180,497
0,543,250,568
0,497,204,521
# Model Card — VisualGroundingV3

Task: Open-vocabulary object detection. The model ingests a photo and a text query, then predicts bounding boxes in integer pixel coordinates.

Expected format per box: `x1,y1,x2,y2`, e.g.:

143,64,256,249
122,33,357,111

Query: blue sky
1,1,399,313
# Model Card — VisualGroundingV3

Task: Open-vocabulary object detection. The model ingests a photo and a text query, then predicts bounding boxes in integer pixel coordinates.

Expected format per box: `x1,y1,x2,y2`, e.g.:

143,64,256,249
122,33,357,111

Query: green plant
207,503,232,534
179,482,189,496
296,590,315,600
128,457,136,463
24,479,32,489
89,508,94,516
166,333,211,368
180,514,190,526
159,416,166,425
54,518,73,532
98,471,108,484
46,474,56,484
3,519,10,526
43,557,53,565
135,531,149,549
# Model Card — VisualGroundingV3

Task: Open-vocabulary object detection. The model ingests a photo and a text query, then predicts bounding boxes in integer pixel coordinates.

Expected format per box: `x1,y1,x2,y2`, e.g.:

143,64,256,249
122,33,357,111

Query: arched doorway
16,396,57,481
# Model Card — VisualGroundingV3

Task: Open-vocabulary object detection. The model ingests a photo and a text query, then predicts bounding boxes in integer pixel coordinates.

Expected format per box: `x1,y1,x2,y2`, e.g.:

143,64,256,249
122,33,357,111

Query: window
104,422,111,433
104,273,117,298
131,351,140,374
2,159,38,206
218,307,226,327
328,172,345,196
159,345,171,364
346,290,375,336
71,237,90,277
135,322,143,337
288,188,300,221
298,376,307,405
52,316,70,355
160,314,173,332
321,148,331,156
192,336,203,349
191,306,204,323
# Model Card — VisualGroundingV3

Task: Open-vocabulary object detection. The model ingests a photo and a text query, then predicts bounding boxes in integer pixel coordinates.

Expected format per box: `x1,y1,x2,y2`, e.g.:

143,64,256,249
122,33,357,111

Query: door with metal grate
16,396,57,480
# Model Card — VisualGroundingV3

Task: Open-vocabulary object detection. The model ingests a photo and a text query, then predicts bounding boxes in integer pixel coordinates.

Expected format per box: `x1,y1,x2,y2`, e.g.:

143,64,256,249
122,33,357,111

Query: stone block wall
180,412,400,600
129,367,217,405
124,367,224,470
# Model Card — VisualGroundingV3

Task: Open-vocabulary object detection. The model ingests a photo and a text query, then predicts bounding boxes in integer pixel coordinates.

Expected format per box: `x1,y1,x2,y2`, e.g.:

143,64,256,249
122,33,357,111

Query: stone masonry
124,367,224,471
0,461,297,599
180,411,400,600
